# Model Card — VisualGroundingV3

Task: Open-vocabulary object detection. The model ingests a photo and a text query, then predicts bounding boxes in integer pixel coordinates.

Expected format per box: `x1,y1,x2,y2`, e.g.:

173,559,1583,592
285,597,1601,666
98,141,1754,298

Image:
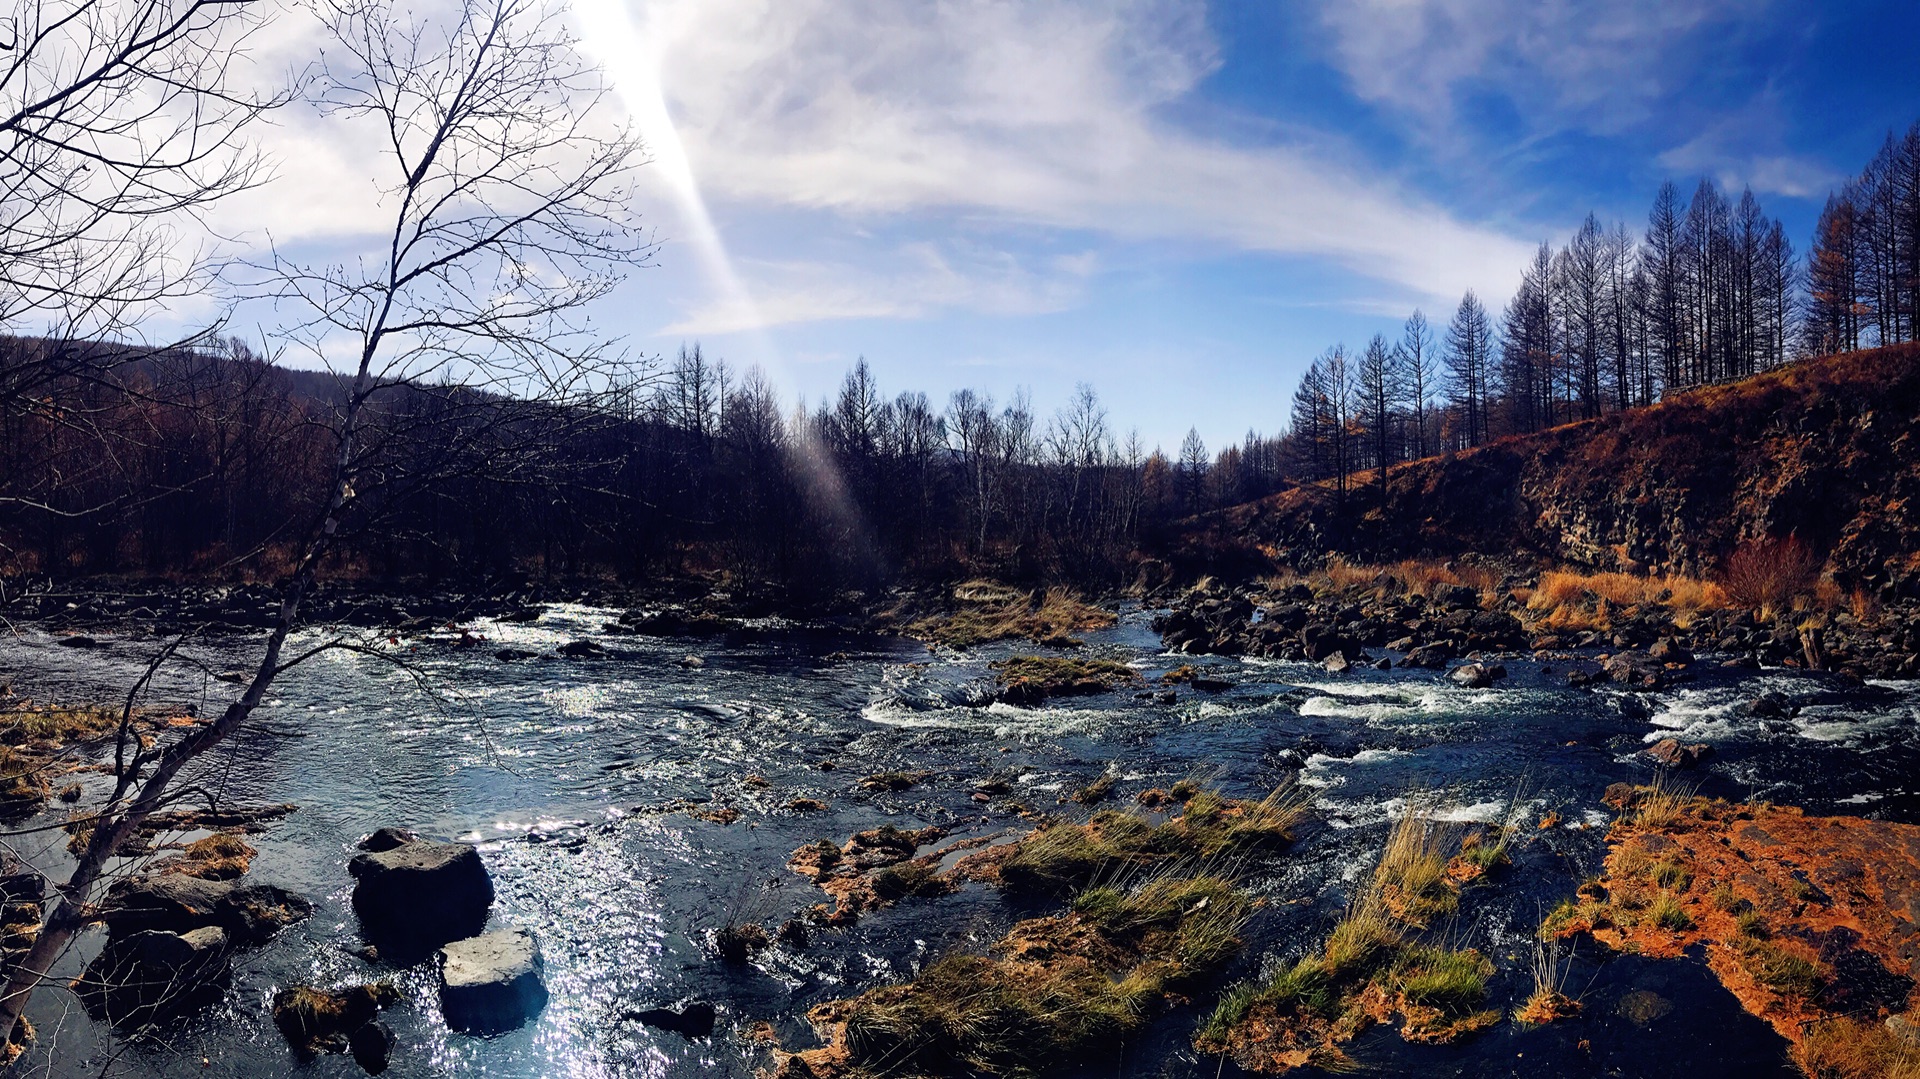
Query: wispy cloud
1315,0,1762,132
638,0,1535,314
663,243,1098,335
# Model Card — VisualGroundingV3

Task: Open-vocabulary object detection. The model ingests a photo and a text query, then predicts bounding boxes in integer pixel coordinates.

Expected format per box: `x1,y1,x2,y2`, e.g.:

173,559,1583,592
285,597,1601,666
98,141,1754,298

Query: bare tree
0,0,650,1041
1395,310,1435,459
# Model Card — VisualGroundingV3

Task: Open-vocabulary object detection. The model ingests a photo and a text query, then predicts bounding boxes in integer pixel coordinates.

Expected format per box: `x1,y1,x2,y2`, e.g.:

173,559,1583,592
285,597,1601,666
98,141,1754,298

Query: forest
4,121,1920,597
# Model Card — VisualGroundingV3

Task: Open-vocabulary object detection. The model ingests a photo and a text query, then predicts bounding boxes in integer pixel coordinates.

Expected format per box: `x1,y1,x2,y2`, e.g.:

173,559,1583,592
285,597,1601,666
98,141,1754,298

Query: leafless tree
0,0,651,1043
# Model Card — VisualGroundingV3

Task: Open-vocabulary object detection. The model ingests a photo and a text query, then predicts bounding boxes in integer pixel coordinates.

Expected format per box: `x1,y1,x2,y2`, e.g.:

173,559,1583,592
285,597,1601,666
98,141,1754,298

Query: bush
1721,536,1818,616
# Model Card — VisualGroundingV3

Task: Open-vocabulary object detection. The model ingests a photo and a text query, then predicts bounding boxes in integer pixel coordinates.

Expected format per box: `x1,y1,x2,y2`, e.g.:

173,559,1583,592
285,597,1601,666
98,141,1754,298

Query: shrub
1721,536,1818,617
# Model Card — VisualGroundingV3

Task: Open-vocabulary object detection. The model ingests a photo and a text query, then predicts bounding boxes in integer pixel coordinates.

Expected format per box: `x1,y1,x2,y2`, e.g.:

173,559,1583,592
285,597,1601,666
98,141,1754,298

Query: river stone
77,926,230,1026
438,927,548,1034
632,1000,716,1038
351,1020,397,1073
1647,738,1713,769
358,827,417,853
1451,660,1497,683
350,840,494,960
100,875,311,945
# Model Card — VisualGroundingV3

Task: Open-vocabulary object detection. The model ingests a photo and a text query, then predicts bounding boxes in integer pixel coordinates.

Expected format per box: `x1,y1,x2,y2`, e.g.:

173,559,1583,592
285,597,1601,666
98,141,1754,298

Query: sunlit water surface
4,603,1918,1077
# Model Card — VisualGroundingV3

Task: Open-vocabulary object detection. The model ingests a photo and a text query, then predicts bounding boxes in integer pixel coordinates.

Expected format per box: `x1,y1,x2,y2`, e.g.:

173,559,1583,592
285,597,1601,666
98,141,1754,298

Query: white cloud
632,0,1535,313
663,242,1097,335
1316,0,1757,132
1658,112,1845,200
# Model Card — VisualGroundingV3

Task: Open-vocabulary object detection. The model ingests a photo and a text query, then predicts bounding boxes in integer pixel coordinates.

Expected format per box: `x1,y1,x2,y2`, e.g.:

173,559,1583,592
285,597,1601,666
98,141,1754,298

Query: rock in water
77,927,230,1026
100,875,311,945
632,1000,717,1038
350,1020,397,1074
349,840,493,960
1321,651,1351,674
357,827,417,853
272,982,400,1057
1448,663,1496,689
438,927,549,1034
1647,738,1714,769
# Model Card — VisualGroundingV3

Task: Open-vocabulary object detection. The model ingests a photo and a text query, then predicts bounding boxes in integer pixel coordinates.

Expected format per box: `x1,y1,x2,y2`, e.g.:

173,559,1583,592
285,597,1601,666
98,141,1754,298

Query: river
3,602,1916,1077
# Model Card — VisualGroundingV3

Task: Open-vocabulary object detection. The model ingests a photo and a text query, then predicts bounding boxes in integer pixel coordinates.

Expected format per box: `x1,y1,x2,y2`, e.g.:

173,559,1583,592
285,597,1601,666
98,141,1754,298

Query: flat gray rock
439,926,548,1034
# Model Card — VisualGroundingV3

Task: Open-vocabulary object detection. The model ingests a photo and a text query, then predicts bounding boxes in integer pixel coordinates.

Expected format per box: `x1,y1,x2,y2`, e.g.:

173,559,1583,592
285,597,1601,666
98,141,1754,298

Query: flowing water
4,602,1919,1078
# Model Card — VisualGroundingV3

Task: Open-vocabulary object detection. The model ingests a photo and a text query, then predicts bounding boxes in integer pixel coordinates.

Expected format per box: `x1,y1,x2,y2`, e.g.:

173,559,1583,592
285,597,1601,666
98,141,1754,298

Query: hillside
1170,343,1920,593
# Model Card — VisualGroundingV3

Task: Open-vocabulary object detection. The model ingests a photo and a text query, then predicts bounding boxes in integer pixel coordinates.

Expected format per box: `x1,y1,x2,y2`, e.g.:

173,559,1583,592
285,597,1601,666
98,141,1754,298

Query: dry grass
1515,934,1580,1025
1620,773,1701,831
910,585,1115,648
813,875,1249,1078
1373,805,1461,927
1792,1016,1920,1079
1306,557,1502,606
998,785,1312,897
1525,569,1729,632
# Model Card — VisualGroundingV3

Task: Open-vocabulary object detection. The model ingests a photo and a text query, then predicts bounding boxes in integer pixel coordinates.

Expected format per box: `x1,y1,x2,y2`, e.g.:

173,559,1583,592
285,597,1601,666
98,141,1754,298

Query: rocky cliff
1173,343,1920,593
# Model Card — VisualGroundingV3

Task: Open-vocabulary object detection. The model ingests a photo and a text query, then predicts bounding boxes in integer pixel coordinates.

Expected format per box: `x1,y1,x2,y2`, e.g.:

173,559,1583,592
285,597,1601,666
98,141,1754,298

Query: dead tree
0,0,650,1045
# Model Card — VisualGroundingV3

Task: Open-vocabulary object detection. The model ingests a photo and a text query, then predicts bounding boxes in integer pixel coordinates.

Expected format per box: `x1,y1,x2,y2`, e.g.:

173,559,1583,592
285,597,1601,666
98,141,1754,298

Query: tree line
1277,169,1825,503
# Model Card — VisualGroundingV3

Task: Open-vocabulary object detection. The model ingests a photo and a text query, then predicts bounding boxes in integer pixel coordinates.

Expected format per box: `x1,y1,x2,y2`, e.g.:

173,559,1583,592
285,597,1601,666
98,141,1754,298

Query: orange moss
1545,795,1920,1071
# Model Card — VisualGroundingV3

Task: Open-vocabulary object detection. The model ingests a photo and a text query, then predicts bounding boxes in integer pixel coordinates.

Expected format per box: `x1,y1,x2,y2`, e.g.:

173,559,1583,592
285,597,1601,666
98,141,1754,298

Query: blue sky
218,0,1920,455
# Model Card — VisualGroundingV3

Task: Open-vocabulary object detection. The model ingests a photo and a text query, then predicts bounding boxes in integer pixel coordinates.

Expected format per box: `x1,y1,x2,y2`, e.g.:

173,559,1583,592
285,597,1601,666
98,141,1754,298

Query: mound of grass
786,875,1249,1079
1738,939,1822,998
998,786,1312,897
990,655,1141,704
1198,803,1505,1071
911,586,1116,649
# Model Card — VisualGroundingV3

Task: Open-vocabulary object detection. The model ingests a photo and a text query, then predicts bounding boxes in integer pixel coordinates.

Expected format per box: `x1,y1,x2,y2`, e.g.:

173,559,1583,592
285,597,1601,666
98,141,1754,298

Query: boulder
1321,652,1351,674
99,875,311,945
556,639,605,658
1603,651,1670,691
438,927,549,1034
1648,638,1694,664
1401,643,1455,669
350,840,493,960
272,982,400,1057
1447,663,1493,689
1647,739,1713,769
351,1020,397,1074
77,926,229,1026
678,654,705,669
358,827,417,853
1746,692,1794,719
632,1000,717,1038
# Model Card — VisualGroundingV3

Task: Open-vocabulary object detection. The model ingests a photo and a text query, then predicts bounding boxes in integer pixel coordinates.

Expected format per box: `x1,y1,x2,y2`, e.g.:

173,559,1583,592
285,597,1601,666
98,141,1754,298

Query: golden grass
811,875,1249,1078
1525,569,1729,632
1373,805,1461,927
998,785,1313,897
1310,557,1503,606
910,585,1116,648
1792,1016,1920,1079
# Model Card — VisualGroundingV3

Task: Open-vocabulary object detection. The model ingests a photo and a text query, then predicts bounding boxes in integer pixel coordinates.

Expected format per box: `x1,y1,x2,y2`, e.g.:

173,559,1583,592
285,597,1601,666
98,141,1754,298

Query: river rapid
3,602,1918,1078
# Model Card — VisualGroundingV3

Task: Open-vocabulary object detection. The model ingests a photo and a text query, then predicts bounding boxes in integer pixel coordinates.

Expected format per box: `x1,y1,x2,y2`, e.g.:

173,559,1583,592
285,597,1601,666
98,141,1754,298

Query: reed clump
998,785,1312,897
786,875,1249,1079
910,585,1115,648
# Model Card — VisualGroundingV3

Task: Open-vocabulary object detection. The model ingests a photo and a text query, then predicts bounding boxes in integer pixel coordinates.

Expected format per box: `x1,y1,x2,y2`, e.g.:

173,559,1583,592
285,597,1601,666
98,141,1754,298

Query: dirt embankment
1170,343,1920,595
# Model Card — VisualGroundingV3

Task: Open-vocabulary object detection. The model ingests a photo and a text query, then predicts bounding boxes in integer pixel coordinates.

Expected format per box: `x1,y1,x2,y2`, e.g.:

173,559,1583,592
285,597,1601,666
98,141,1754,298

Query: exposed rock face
76,926,229,1027
349,839,494,960
1165,343,1920,597
438,927,549,1034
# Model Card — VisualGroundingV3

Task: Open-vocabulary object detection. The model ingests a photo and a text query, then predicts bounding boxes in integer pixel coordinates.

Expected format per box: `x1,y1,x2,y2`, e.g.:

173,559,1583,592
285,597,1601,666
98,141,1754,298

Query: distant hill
1167,343,1920,595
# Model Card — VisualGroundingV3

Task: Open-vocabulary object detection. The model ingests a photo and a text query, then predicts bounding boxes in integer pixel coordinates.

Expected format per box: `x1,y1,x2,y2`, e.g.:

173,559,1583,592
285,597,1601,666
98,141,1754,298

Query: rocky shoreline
1146,569,1920,683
